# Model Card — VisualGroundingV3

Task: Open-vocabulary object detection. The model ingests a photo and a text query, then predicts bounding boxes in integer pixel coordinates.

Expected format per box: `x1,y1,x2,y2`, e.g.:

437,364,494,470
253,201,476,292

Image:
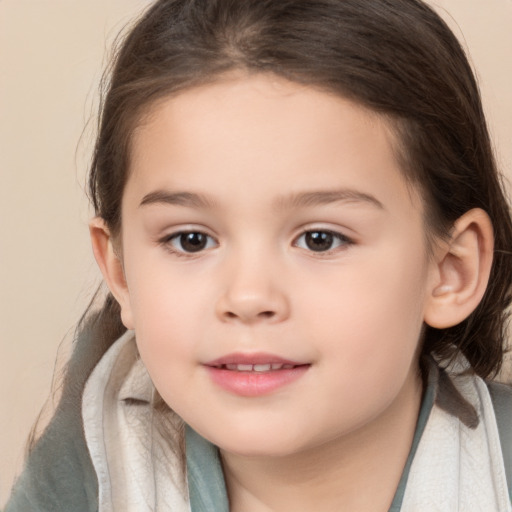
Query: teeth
221,363,296,372
237,364,254,372
253,364,271,372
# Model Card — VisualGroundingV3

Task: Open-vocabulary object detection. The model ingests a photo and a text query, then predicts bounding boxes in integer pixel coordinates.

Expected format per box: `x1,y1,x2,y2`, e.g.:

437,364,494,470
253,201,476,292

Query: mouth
204,354,310,396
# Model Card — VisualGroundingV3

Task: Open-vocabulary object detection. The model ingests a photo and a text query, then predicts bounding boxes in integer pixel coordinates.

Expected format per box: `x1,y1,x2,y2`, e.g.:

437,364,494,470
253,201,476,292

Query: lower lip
205,365,310,397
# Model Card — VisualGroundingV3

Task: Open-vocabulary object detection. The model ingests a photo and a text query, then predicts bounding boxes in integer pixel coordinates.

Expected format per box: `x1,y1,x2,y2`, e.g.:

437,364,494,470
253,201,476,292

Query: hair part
88,0,512,377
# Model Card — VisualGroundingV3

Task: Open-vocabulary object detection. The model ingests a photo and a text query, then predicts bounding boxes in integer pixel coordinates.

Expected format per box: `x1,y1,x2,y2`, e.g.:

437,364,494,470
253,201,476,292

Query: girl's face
118,73,437,457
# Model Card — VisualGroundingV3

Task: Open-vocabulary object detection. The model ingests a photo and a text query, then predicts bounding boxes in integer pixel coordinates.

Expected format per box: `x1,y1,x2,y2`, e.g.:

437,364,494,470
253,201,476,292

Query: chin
211,427,313,459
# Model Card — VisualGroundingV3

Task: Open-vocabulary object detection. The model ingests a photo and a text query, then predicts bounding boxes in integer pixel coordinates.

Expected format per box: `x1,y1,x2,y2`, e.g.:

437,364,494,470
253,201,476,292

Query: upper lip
204,352,306,367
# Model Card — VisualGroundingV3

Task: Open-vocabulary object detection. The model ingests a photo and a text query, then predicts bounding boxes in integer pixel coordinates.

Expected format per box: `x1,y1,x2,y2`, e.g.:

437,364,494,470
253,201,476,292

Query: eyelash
159,229,354,257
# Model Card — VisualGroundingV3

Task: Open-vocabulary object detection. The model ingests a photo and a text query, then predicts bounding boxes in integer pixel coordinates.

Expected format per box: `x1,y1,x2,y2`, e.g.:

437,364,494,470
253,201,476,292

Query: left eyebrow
274,189,385,211
139,190,217,209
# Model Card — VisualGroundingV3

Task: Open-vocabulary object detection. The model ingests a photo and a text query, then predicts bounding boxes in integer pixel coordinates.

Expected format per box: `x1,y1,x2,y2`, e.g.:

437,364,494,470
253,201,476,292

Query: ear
89,217,134,329
424,208,494,329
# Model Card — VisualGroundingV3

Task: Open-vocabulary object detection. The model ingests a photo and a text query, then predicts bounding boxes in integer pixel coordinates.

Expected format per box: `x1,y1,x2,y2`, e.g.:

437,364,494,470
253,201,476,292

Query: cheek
302,260,428,433
121,255,208,373
304,243,430,372
131,288,201,352
130,290,201,409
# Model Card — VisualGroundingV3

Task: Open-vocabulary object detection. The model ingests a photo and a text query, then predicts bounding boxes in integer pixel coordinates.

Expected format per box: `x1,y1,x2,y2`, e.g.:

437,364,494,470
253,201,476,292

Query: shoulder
431,359,512,502
487,379,512,499
3,327,111,512
486,379,512,450
487,379,512,409
4,400,98,512
5,317,129,511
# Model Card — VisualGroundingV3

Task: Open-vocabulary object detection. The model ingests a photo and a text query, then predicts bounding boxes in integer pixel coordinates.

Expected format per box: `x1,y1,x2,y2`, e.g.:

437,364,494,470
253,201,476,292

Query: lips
204,353,310,396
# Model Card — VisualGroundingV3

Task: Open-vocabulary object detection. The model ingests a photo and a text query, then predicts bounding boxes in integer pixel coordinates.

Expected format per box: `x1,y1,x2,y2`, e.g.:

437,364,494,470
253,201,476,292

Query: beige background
1,0,511,506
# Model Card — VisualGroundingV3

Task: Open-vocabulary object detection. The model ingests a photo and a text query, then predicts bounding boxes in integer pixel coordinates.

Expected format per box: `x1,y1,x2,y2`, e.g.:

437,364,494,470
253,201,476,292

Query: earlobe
89,217,134,329
424,208,494,329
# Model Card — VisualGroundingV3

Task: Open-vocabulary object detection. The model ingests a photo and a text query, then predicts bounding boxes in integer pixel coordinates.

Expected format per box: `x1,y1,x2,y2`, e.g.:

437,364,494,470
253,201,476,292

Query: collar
82,331,190,512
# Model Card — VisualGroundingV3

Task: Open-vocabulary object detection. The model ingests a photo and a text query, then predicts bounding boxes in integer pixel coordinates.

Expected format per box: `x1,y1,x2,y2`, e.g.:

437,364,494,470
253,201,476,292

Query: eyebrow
139,190,216,209
274,189,384,211
139,188,384,211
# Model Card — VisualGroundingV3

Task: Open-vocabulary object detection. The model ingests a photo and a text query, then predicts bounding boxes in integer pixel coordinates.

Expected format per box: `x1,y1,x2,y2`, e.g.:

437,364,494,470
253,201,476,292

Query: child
6,0,512,510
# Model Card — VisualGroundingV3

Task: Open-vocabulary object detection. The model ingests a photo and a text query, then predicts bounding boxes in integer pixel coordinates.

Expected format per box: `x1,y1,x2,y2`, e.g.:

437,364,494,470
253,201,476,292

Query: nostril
223,310,276,320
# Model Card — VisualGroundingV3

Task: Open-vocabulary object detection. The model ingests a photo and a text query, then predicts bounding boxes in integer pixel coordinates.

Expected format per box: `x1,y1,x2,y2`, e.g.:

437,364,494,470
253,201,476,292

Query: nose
215,256,290,324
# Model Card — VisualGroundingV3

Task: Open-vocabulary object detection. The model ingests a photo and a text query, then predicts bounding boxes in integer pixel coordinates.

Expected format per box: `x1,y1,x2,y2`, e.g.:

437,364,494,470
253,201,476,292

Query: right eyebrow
274,189,385,211
139,190,216,209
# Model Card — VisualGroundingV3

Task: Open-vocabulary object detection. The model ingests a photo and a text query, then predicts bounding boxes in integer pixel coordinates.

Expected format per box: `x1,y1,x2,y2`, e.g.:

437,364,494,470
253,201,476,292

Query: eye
165,231,217,254
294,230,352,253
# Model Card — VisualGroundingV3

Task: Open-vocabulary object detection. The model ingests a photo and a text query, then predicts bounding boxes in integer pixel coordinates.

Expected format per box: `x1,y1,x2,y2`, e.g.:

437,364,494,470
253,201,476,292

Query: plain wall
1,0,511,506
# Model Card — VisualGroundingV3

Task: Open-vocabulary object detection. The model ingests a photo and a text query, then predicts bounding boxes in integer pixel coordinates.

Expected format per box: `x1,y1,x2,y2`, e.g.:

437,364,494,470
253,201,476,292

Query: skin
90,72,495,511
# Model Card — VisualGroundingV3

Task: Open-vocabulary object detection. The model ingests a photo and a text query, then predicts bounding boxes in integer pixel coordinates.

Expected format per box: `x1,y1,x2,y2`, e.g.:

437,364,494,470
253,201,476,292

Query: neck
220,367,423,512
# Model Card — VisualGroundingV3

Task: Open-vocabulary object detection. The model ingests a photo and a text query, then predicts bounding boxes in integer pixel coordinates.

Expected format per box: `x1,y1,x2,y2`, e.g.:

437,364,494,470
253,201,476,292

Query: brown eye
295,230,352,252
168,232,216,253
305,231,333,251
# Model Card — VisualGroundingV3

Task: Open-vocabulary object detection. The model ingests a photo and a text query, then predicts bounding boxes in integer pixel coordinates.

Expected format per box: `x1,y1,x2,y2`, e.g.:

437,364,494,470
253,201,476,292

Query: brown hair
87,0,512,381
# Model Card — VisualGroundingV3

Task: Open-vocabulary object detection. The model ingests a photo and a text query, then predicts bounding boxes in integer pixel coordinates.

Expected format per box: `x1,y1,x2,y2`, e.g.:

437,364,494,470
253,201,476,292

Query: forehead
126,73,421,217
